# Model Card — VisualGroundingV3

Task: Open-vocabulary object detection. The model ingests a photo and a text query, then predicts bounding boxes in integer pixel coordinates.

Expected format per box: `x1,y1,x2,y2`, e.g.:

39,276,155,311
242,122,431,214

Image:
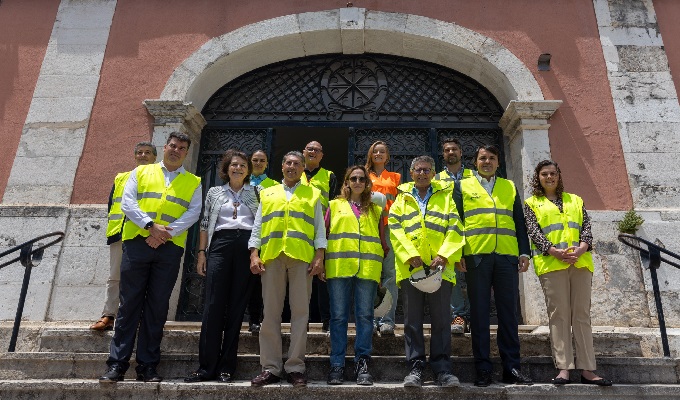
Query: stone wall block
225,15,300,55
365,11,406,56
299,10,341,55
15,127,86,158
366,10,406,33
601,44,620,72
2,187,74,206
34,75,100,99
438,20,489,54
608,0,656,28
4,156,81,188
40,44,107,76
340,7,365,54
47,286,105,321
55,0,117,29
63,217,107,248
520,270,548,326
613,97,680,123
609,71,677,101
54,246,106,286
181,40,231,77
164,66,199,101
624,122,680,153
598,26,662,46
0,281,53,322
55,27,112,46
593,0,613,27
25,97,94,125
617,46,669,72
590,288,651,327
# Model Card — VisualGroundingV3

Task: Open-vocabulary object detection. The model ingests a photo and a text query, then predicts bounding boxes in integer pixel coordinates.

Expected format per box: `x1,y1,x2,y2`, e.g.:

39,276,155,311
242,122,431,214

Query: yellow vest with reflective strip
434,168,473,189
460,176,519,256
388,182,464,285
259,184,320,264
301,168,331,211
325,199,384,282
122,164,201,248
105,171,131,238
525,193,594,276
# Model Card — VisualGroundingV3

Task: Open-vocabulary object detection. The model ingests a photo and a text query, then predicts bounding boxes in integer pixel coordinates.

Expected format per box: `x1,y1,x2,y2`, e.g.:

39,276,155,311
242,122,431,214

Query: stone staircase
1,321,679,399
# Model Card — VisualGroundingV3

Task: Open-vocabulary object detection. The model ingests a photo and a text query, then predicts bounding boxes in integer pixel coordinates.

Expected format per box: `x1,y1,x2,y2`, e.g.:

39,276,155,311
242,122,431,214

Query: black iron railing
618,233,680,358
0,231,65,352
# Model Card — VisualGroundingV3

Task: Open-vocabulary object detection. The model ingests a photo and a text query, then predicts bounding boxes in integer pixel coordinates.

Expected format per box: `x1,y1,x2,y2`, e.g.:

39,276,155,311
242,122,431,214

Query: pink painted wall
0,0,60,200
72,0,630,210
654,0,680,110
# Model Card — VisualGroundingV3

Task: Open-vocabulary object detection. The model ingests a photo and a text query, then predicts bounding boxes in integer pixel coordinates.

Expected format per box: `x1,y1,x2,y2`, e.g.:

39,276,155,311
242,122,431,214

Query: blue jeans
376,225,397,327
450,269,470,319
328,277,378,367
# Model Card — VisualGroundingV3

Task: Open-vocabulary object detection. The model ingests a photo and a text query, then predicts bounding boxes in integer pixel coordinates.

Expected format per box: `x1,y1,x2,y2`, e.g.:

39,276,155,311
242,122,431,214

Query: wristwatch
144,221,154,230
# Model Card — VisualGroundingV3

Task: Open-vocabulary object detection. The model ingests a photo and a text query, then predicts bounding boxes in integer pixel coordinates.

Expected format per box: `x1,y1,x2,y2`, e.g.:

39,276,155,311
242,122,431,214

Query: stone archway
144,8,562,324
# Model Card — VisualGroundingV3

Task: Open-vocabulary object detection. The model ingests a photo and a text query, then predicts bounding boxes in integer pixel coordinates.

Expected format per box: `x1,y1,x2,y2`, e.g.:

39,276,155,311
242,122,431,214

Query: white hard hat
374,286,393,318
409,265,444,293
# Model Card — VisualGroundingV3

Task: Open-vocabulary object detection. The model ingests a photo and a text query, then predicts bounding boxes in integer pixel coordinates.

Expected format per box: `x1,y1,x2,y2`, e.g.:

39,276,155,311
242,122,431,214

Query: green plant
618,209,644,234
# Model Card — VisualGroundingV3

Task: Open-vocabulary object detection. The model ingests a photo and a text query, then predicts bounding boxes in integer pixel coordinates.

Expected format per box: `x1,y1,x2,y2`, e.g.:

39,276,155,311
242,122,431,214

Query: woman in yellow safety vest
365,140,401,336
324,165,388,386
524,160,612,387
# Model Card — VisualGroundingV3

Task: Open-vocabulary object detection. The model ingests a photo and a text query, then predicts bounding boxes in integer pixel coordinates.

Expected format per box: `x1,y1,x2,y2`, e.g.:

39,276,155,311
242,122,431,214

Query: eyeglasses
349,176,367,183
412,168,432,174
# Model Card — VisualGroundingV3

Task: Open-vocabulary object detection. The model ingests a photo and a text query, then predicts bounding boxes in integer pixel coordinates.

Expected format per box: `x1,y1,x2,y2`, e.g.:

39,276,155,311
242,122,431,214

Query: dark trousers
248,276,263,324
198,229,254,377
403,279,453,374
465,254,521,373
107,236,184,373
313,275,331,322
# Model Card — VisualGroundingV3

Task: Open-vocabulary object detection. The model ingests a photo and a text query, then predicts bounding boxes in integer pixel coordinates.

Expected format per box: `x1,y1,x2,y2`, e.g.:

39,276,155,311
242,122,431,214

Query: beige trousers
259,253,313,377
538,265,596,371
102,240,123,317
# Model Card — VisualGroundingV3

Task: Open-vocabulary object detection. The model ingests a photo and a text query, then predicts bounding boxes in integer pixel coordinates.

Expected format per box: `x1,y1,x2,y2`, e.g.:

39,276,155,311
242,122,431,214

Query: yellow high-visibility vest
434,168,473,189
388,181,464,285
301,168,331,211
259,177,279,189
325,199,384,282
259,184,320,263
525,192,594,276
460,176,519,256
122,164,200,248
105,171,131,238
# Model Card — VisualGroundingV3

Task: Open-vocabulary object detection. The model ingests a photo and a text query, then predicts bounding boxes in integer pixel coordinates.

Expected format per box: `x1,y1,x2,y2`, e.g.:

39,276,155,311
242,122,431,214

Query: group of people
94,132,612,388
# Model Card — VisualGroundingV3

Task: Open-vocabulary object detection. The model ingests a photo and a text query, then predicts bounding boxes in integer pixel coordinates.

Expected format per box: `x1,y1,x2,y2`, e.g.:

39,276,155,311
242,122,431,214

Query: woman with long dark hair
524,160,612,386
324,165,387,385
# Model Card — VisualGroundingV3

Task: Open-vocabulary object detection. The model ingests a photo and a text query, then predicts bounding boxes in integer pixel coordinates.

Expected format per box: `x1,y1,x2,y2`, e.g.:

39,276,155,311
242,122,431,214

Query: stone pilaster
143,100,207,173
499,100,562,325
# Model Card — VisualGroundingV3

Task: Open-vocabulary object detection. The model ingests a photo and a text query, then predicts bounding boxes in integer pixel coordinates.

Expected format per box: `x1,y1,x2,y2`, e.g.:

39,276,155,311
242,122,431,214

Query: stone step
0,352,677,384
0,380,679,400
30,324,663,357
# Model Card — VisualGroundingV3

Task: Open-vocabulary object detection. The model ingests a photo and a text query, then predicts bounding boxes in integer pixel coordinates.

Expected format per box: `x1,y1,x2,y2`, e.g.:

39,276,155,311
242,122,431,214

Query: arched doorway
176,53,506,321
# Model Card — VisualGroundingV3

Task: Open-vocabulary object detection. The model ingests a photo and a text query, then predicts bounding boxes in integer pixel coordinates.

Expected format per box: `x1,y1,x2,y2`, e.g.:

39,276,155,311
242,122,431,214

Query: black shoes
218,372,234,383
354,357,373,386
327,366,344,385
136,365,163,382
403,360,425,387
184,370,208,383
551,377,571,385
249,323,261,334
436,371,460,387
581,375,613,386
321,319,330,333
474,369,492,387
502,368,533,385
99,366,125,383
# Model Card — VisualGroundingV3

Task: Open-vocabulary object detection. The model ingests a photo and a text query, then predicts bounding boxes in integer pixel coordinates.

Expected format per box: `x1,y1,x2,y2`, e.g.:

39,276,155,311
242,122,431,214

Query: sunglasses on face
349,176,367,183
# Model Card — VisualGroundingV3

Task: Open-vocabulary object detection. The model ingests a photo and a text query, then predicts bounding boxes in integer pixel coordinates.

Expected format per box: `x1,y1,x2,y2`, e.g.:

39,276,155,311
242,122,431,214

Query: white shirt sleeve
248,203,264,250
313,198,327,250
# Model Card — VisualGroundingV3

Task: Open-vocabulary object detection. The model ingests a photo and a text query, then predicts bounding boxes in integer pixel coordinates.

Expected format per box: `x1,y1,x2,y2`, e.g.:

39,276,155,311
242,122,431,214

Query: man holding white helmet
388,155,465,388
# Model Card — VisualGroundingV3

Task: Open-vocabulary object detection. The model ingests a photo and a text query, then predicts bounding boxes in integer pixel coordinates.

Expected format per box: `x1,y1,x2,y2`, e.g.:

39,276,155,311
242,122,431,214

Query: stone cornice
143,100,207,138
499,100,563,139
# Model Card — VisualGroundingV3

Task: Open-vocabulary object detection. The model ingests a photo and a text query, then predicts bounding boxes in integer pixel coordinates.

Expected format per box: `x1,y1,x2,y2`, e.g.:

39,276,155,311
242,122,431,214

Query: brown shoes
251,370,281,387
90,316,114,331
287,371,307,387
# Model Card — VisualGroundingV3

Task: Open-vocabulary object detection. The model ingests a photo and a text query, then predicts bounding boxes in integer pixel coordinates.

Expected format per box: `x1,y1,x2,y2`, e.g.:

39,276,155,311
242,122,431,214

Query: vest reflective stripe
525,193,594,276
325,200,383,282
121,164,200,248
301,168,331,210
106,171,131,238
461,177,518,256
260,184,320,264
389,182,464,285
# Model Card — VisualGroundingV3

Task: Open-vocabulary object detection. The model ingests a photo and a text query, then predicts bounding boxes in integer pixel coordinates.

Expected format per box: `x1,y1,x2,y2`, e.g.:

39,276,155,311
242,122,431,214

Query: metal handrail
0,231,65,352
618,233,680,358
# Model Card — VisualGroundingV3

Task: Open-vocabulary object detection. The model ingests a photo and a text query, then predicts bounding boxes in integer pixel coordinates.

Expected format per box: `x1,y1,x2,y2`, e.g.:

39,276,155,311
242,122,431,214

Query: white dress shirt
121,161,203,238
